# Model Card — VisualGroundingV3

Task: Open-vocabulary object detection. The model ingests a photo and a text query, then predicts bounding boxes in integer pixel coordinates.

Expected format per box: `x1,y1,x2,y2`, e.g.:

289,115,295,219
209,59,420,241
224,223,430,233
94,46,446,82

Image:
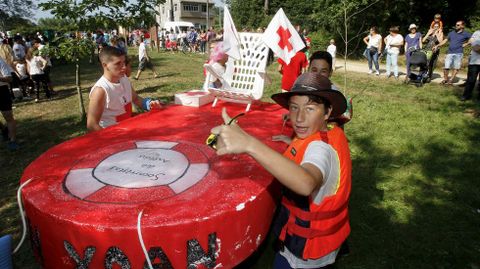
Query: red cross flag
262,8,305,65
223,7,241,60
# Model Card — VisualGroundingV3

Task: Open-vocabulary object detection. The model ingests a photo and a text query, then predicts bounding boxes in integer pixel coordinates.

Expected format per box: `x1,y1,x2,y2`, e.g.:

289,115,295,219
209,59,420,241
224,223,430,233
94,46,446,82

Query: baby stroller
407,49,429,86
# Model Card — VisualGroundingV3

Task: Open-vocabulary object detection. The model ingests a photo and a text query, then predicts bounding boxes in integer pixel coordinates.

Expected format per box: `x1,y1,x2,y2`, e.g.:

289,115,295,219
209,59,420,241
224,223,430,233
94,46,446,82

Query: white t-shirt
469,31,480,65
385,34,404,54
367,34,382,49
90,76,133,128
138,42,146,61
15,63,28,79
0,58,12,87
327,44,337,58
280,140,341,268
27,56,44,75
168,33,177,41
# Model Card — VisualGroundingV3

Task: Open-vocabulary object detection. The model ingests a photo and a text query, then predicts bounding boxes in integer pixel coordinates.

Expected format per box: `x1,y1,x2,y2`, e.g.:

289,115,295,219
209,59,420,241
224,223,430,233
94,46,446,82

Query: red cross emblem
277,26,293,52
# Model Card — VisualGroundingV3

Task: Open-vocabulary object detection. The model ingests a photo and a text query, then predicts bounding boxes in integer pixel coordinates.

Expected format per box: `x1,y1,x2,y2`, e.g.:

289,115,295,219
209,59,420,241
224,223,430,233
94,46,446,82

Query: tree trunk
76,59,86,118
264,0,269,14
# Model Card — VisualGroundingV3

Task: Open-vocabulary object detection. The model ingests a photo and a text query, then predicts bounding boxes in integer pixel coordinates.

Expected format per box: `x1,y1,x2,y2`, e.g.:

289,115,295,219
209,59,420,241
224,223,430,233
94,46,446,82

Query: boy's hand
272,135,292,145
210,108,253,155
149,100,163,110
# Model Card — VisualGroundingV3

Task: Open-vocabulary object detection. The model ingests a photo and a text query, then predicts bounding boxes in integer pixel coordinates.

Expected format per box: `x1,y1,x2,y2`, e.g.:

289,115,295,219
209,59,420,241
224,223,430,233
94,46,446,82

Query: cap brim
271,88,347,118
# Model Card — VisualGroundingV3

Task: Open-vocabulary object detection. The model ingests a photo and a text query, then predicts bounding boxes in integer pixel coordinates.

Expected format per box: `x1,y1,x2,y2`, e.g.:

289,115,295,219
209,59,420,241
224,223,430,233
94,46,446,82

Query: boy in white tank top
87,46,162,131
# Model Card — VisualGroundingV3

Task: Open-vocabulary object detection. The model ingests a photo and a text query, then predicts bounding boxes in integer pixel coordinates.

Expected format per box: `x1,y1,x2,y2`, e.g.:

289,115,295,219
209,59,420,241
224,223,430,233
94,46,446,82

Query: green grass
1,48,479,268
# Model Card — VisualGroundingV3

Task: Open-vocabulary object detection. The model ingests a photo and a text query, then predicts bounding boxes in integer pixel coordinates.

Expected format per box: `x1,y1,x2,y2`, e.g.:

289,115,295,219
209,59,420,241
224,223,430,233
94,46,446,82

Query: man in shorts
0,58,18,150
134,36,159,80
434,21,471,85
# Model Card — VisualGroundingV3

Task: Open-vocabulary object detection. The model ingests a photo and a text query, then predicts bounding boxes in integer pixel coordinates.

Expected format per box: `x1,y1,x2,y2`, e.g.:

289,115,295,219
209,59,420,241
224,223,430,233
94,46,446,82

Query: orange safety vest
273,125,352,260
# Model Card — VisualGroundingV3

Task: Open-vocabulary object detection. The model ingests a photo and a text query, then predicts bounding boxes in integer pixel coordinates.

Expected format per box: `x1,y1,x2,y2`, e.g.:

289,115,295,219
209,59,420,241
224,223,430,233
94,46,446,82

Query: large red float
20,102,291,269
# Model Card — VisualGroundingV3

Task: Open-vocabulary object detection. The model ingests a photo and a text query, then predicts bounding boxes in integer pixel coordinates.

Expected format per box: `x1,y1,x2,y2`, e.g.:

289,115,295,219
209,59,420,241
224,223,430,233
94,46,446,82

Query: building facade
157,0,215,30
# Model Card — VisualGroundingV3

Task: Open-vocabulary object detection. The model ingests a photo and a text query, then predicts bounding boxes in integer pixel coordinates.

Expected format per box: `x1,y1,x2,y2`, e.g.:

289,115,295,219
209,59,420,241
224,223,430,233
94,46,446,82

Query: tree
38,0,165,117
0,0,34,30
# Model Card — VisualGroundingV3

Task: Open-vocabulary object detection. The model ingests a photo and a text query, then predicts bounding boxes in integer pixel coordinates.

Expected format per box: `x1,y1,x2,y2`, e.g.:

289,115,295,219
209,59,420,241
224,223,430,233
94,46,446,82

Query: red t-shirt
278,52,308,91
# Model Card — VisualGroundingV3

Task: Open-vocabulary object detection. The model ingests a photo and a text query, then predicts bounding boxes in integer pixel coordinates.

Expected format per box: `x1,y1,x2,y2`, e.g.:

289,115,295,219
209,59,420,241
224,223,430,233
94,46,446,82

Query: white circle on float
93,148,189,188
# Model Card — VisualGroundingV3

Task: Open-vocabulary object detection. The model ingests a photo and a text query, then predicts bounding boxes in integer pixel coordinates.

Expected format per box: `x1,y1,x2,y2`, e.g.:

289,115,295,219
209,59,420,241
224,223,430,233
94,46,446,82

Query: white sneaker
368,70,373,74
376,71,380,76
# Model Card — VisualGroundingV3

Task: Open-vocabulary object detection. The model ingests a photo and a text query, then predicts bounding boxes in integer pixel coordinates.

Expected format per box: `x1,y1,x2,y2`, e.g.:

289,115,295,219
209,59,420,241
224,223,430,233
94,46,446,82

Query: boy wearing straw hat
211,72,352,268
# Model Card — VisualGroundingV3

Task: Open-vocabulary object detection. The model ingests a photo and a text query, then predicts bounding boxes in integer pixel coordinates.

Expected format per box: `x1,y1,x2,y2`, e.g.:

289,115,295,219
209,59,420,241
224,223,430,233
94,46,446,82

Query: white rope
137,210,153,269
13,177,34,254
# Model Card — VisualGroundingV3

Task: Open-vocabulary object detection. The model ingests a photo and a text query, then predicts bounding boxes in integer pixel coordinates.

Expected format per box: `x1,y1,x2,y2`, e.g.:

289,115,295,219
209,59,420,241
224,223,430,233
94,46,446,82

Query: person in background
199,30,207,54
422,22,444,81
133,36,159,80
205,42,228,89
0,58,18,150
384,26,404,79
25,48,50,102
460,30,480,101
326,39,337,72
363,26,382,76
404,24,423,77
430,13,443,30
278,49,309,92
434,20,471,85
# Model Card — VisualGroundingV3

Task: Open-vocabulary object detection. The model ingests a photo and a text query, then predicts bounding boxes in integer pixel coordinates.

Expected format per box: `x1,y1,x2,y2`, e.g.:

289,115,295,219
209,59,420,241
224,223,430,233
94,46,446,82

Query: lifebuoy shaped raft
20,103,289,268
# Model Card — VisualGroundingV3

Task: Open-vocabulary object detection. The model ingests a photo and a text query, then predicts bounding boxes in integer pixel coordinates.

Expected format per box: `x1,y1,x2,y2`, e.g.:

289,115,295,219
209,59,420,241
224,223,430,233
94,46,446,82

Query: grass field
1,48,479,268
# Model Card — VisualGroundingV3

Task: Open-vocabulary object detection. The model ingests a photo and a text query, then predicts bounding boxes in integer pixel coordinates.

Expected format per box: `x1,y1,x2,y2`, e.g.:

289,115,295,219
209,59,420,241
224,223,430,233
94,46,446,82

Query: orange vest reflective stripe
275,125,352,260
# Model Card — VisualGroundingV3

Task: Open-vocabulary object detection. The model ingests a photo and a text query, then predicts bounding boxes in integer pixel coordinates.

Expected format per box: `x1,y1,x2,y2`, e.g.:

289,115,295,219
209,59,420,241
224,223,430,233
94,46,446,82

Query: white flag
222,7,241,60
262,8,305,65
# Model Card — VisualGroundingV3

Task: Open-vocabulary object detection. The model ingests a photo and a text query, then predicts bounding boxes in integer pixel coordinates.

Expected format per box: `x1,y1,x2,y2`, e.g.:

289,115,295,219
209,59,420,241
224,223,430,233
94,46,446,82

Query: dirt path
333,59,467,86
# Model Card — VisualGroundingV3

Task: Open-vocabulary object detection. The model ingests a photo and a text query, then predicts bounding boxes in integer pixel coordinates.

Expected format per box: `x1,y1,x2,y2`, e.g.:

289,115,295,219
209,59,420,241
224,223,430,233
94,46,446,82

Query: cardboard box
174,90,215,107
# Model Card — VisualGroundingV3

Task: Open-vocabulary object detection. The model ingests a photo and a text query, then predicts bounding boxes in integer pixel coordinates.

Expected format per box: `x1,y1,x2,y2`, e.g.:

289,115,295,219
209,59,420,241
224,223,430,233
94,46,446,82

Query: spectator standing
199,30,207,54
0,58,18,150
384,26,404,79
434,21,471,85
35,39,56,95
461,30,480,101
134,36,159,80
0,39,14,68
12,37,26,60
404,24,423,77
327,39,337,71
25,48,50,102
422,22,444,81
363,26,382,75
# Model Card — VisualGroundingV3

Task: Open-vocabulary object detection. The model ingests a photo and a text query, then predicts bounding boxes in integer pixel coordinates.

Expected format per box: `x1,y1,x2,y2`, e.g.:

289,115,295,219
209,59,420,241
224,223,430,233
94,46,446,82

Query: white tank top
28,56,44,75
90,76,133,128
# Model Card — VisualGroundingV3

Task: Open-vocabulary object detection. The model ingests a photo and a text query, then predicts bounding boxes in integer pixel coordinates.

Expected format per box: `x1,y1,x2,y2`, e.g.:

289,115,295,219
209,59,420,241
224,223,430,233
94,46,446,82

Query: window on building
174,4,177,11
162,7,165,14
201,4,207,12
183,4,199,12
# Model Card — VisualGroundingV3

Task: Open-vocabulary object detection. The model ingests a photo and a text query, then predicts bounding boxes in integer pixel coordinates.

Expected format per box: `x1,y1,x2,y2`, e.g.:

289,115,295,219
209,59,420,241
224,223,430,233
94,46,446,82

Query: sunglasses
206,112,245,149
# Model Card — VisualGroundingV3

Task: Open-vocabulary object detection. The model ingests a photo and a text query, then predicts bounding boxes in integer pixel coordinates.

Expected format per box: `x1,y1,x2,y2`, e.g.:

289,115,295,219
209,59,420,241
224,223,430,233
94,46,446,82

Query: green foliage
55,37,95,63
39,0,165,31
37,17,77,32
0,0,34,29
308,29,331,53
